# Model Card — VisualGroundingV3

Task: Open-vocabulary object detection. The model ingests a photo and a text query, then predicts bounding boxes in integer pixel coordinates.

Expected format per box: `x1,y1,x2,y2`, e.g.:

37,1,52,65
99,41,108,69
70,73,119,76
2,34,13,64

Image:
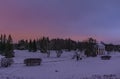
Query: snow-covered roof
97,43,105,49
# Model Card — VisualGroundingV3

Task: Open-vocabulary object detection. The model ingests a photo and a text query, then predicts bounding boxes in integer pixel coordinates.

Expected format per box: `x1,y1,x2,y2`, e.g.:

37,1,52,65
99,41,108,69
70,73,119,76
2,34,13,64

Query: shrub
1,58,14,67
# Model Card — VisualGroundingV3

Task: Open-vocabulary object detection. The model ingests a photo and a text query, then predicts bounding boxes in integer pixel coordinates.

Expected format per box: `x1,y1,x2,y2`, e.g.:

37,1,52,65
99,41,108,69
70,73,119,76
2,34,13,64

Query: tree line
0,34,120,58
16,37,120,57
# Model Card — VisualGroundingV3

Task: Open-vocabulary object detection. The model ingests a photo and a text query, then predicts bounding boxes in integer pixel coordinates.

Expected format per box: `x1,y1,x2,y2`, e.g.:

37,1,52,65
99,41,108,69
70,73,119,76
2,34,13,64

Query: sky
0,0,120,43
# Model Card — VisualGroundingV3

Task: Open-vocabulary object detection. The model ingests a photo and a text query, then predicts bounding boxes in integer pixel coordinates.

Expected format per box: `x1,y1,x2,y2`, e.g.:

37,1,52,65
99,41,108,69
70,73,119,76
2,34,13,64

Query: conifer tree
32,39,37,52
28,39,32,52
25,40,29,49
0,34,7,55
2,34,6,52
40,37,50,53
84,38,97,57
0,34,3,53
4,35,14,58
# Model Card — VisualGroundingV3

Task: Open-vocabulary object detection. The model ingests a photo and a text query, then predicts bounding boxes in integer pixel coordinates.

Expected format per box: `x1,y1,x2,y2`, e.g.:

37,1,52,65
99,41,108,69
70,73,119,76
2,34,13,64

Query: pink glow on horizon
0,0,120,44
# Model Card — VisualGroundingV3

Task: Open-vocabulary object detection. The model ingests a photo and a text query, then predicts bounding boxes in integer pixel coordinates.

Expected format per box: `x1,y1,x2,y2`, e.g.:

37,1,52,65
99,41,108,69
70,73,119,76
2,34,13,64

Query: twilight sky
0,0,120,43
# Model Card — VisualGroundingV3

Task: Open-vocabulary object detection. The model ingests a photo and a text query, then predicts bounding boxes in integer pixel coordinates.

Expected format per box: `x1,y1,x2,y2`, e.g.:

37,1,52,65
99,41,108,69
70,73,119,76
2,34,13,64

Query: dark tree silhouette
84,38,97,57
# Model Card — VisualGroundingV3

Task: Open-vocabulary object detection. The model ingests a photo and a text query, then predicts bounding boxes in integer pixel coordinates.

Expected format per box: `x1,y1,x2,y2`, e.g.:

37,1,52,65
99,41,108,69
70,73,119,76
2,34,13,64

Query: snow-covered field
0,50,120,79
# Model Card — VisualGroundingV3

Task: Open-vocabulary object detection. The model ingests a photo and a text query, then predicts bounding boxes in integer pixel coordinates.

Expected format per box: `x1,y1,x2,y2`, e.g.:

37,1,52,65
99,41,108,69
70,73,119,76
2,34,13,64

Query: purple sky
0,0,120,43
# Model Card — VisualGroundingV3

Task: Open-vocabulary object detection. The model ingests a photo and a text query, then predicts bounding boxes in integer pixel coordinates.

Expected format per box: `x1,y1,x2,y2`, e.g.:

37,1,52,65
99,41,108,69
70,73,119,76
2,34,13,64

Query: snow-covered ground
0,50,120,79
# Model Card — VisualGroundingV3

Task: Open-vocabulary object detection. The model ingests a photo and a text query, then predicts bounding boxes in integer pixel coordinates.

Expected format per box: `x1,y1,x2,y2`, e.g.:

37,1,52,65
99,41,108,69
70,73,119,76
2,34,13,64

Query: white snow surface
0,50,120,79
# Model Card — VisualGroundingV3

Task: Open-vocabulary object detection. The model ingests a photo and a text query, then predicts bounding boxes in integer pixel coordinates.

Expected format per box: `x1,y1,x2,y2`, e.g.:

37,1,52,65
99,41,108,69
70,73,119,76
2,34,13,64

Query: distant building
95,43,105,55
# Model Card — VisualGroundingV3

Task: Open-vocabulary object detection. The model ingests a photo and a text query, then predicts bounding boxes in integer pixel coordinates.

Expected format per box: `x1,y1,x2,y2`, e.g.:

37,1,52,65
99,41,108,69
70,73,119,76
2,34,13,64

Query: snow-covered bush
1,58,14,67
56,50,63,58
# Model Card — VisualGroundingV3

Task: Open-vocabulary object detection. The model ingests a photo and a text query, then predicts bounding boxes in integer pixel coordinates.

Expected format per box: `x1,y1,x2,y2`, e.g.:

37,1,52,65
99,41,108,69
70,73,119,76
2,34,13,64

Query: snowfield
0,50,120,79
